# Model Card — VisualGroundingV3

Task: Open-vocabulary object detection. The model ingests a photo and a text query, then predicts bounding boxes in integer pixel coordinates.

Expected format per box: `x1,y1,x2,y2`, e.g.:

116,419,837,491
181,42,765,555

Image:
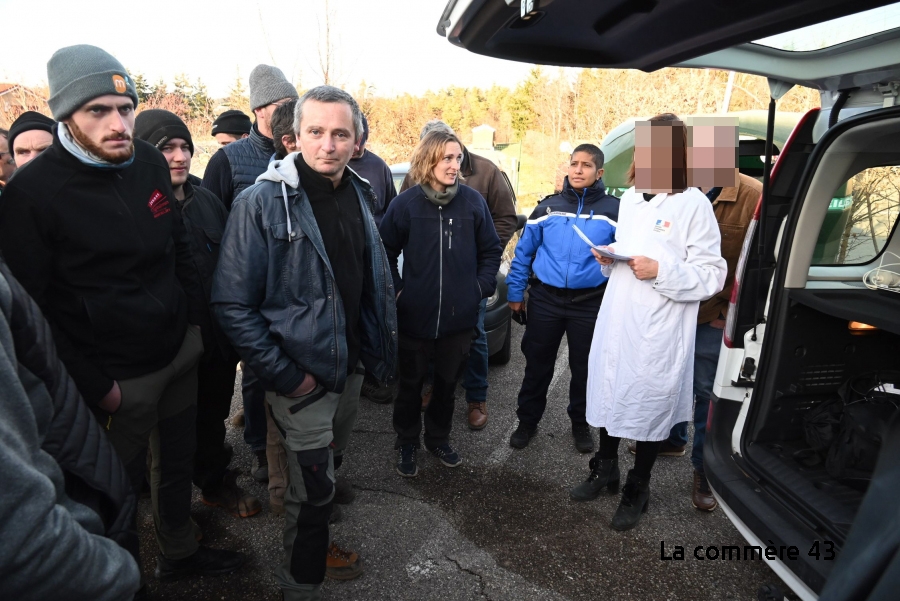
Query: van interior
741,110,900,548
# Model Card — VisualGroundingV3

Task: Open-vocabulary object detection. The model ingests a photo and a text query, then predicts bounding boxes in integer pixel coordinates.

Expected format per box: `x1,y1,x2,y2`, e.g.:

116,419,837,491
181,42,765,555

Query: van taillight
724,206,760,348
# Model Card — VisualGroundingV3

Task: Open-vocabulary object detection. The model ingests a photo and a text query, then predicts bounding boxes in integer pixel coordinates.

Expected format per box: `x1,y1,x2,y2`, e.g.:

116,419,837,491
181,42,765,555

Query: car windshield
753,3,900,52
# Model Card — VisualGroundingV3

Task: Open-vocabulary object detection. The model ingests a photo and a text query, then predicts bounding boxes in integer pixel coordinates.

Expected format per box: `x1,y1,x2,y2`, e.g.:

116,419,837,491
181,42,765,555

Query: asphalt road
138,325,781,600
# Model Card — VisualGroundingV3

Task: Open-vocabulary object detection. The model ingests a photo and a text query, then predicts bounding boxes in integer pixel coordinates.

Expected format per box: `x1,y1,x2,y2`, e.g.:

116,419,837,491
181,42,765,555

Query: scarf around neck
421,181,458,206
58,122,135,170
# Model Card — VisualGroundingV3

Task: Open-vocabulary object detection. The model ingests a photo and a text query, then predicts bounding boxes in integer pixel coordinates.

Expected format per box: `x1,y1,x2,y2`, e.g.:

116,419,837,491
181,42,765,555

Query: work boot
361,375,397,404
421,382,433,412
692,470,718,512
509,422,537,449
230,408,245,428
155,546,246,581
572,423,594,453
569,456,620,501
334,476,356,505
326,542,363,581
467,402,488,430
628,439,686,457
610,470,651,531
251,449,268,483
201,470,262,518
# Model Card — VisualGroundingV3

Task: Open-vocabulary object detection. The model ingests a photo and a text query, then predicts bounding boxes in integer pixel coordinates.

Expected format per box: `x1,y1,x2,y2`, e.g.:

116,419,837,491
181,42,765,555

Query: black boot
569,455,620,501
155,546,246,581
610,470,650,531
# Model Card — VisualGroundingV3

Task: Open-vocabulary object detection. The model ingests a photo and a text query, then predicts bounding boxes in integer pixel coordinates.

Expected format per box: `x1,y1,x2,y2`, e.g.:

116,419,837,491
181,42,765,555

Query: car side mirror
516,214,527,232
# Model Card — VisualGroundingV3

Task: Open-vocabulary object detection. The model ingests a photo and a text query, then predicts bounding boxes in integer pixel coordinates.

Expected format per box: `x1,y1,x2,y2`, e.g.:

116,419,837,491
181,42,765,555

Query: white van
437,2,900,600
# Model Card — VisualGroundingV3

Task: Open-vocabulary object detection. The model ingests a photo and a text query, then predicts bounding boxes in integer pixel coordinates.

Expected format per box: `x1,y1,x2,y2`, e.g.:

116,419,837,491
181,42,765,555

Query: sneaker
572,423,595,453
361,376,396,404
421,382,433,412
627,440,686,457
201,470,262,518
397,444,418,477
155,546,246,581
333,475,356,504
251,449,269,483
326,542,363,581
509,422,537,449
426,443,462,468
230,409,245,428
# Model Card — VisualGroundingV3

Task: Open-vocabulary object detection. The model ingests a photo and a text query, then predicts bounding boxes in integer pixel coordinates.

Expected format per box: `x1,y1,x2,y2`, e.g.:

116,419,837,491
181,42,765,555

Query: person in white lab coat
569,114,727,531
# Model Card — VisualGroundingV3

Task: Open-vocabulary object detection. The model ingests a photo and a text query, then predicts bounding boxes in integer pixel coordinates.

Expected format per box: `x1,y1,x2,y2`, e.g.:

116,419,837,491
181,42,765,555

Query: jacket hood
256,152,301,189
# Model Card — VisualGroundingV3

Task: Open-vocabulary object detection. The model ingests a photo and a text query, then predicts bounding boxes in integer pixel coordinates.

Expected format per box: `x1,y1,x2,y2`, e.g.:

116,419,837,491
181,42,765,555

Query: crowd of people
0,43,759,601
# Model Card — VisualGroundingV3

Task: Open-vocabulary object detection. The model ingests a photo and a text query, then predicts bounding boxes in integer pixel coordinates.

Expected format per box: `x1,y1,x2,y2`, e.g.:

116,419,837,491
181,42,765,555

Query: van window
811,165,900,265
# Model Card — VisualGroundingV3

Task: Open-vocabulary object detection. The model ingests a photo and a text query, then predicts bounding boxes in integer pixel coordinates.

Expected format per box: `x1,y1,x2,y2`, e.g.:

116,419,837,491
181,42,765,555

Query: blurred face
687,119,739,189
13,129,53,167
351,138,366,159
214,132,247,147
65,94,135,164
296,99,357,186
0,135,14,184
158,137,192,193
431,141,462,192
568,151,603,191
633,120,686,194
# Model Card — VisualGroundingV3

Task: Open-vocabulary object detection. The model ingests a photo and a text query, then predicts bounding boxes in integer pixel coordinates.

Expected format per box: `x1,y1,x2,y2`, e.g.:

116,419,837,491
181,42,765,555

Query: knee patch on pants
296,448,334,504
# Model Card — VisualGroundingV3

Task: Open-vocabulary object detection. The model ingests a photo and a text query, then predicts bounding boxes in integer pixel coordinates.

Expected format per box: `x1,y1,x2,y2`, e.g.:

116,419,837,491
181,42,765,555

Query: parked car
388,161,524,365
438,2,900,600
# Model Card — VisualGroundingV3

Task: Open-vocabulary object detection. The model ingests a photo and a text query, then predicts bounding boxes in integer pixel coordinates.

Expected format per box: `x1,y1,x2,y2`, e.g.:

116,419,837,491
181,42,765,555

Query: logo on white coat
653,219,672,236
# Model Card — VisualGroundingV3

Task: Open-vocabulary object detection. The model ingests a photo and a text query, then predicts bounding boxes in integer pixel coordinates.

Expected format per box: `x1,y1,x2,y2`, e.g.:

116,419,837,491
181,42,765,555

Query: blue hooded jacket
507,178,619,302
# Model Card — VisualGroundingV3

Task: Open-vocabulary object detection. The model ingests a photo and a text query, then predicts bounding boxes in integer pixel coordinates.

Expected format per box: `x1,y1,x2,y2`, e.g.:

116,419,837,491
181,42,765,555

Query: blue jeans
241,366,268,452
461,298,488,403
667,322,723,474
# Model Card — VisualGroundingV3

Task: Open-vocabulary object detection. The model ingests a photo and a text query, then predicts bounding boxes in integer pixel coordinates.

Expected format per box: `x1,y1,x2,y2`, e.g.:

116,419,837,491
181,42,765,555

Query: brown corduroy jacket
401,149,518,247
698,173,762,325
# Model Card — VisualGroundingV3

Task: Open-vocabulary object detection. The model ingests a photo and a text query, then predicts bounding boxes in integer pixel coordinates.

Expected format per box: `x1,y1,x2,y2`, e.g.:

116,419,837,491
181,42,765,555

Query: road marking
487,342,570,467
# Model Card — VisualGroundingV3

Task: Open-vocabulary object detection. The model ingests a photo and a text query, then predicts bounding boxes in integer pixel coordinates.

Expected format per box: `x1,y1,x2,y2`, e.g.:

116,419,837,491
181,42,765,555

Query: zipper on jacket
449,218,453,249
436,206,444,338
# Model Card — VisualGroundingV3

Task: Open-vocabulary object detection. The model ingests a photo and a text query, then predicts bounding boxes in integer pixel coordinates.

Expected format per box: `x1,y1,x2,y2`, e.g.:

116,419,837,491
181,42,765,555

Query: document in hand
571,224,632,261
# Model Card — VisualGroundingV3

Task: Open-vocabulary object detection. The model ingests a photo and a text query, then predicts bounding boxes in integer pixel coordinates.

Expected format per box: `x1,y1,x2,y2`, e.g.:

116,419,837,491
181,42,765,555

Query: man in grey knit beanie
47,44,139,121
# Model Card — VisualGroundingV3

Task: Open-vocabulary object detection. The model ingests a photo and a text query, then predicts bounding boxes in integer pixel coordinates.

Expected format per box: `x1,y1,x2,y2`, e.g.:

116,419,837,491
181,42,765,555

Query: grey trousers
106,326,204,560
266,366,363,601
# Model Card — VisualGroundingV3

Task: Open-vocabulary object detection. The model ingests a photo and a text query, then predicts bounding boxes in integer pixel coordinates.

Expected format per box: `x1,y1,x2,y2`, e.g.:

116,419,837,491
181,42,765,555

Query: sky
1,0,538,98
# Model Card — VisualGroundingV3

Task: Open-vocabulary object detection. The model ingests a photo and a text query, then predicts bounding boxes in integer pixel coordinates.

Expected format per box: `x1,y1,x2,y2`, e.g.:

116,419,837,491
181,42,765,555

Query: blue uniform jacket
507,178,619,302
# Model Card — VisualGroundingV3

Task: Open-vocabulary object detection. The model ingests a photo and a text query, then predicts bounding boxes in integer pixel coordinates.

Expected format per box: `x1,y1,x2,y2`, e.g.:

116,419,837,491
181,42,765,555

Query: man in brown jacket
400,120,517,429
631,118,761,511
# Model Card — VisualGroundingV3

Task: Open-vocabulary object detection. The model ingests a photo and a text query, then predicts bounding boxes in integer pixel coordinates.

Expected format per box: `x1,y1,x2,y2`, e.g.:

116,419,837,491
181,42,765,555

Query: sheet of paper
571,224,632,261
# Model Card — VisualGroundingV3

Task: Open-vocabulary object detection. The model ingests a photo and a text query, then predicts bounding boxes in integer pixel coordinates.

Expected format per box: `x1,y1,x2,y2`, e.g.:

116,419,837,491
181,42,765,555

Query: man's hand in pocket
287,372,317,397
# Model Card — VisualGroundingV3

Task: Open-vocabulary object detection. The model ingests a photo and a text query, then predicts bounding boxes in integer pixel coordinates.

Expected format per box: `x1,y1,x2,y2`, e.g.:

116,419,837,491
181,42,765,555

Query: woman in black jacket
380,130,502,477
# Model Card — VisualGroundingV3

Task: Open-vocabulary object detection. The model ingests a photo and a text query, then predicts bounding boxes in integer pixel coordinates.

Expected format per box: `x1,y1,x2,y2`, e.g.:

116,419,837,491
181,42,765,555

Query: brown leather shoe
692,470,718,512
230,408,245,428
627,440,686,457
326,542,363,580
201,470,262,518
421,382,433,412
467,402,487,430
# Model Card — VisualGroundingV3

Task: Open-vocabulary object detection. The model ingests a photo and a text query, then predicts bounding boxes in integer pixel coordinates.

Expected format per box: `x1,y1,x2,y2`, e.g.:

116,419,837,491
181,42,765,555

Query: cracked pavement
137,327,782,600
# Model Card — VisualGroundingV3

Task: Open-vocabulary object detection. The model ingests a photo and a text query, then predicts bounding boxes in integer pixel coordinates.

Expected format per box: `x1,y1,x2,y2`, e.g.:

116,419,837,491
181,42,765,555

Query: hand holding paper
572,224,631,261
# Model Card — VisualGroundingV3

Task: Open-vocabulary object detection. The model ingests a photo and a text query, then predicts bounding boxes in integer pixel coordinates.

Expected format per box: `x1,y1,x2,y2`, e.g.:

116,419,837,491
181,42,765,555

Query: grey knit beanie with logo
249,65,299,111
47,44,139,121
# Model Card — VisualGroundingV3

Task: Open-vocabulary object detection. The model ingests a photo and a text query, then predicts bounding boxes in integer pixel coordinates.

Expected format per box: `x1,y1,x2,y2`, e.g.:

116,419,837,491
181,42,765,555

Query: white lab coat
585,187,727,441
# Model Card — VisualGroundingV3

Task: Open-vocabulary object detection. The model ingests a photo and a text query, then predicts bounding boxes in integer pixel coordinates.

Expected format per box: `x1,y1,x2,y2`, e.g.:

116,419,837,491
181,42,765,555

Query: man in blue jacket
212,85,397,601
507,144,619,453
